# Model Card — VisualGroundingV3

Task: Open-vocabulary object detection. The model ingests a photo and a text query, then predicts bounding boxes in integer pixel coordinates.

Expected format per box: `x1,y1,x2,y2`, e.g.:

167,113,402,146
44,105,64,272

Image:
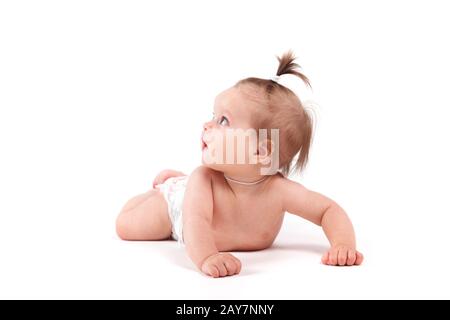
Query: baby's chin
201,157,224,171
201,155,231,173
201,157,258,175
201,146,266,172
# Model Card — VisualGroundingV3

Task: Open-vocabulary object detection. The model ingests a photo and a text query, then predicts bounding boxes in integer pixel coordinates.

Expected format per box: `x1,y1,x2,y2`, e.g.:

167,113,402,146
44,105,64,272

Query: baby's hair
235,51,313,176
275,51,311,88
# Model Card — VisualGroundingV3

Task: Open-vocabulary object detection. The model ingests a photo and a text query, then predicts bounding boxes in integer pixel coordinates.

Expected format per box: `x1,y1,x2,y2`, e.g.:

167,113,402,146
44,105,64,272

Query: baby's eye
218,116,229,126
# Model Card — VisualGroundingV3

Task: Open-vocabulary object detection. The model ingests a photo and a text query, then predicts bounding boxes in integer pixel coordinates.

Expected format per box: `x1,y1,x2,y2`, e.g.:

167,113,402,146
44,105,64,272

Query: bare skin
116,85,363,278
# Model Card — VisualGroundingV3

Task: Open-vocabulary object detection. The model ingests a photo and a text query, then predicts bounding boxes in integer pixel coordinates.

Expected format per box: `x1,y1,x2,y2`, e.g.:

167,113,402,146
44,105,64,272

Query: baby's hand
321,245,363,266
201,253,242,278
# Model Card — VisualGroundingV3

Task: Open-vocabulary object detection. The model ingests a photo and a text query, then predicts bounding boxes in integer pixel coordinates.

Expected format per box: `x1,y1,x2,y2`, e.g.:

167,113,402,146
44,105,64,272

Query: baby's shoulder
190,165,214,177
268,173,306,194
188,165,221,183
268,172,289,188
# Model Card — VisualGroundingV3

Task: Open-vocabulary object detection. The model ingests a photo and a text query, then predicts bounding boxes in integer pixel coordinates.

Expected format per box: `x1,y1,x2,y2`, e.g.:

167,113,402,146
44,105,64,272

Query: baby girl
116,51,364,278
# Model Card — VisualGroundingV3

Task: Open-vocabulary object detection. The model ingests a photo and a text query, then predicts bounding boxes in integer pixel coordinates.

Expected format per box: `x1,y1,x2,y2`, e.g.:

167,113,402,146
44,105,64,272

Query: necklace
223,174,269,186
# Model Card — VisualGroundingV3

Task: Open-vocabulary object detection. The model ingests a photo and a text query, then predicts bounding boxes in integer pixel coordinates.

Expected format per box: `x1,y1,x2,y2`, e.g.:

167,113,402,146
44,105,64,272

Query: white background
1,0,449,299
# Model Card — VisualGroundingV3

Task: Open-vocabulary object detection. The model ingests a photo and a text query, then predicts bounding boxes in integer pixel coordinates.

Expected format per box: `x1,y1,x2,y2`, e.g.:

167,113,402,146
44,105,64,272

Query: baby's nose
203,120,214,131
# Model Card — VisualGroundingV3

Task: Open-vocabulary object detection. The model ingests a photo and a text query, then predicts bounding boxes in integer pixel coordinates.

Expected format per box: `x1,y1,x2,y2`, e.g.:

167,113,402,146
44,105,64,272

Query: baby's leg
116,189,172,241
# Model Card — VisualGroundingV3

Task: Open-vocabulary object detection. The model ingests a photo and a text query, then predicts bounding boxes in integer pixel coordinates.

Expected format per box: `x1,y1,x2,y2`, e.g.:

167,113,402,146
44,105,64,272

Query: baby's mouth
201,135,208,150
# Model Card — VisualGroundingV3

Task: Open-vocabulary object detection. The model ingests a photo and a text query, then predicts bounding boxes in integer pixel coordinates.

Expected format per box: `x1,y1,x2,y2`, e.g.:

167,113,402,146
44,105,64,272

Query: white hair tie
270,75,281,83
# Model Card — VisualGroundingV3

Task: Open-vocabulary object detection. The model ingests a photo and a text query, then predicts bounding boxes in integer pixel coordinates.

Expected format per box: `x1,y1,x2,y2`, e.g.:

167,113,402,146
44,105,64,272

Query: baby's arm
182,166,241,278
280,178,363,266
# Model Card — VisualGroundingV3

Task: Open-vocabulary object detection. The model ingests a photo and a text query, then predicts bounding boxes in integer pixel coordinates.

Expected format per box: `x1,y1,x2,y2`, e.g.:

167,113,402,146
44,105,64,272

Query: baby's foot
152,169,185,188
321,245,363,266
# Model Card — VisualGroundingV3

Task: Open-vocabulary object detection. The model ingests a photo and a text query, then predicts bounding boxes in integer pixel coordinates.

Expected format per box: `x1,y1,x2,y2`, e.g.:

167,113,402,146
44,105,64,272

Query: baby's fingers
230,257,243,275
347,250,357,265
328,248,339,265
215,261,228,277
224,260,238,275
203,264,220,278
322,247,363,266
355,251,364,265
321,251,329,265
231,256,242,274
338,248,348,266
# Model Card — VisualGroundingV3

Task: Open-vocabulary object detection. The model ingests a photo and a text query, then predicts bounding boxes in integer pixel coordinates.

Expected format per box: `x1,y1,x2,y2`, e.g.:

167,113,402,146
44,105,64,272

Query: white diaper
156,175,189,244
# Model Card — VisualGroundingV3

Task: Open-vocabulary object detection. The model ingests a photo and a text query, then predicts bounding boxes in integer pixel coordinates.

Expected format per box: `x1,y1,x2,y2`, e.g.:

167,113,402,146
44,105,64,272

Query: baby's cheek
234,141,256,165
207,129,258,165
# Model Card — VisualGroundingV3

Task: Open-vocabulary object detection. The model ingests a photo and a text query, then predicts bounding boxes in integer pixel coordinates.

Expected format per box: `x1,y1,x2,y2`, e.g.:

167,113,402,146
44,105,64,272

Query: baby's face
201,86,268,174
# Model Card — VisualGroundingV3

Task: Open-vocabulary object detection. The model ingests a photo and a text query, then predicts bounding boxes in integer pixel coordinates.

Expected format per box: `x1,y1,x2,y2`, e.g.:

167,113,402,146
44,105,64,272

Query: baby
116,51,363,278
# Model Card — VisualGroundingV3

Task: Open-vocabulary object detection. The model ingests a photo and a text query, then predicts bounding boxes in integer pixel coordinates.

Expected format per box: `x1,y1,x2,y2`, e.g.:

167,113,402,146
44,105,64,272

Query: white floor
1,209,449,299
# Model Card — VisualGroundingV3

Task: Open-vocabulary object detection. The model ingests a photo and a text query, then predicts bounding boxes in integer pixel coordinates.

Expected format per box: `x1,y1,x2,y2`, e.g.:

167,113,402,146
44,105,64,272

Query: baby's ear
257,139,273,165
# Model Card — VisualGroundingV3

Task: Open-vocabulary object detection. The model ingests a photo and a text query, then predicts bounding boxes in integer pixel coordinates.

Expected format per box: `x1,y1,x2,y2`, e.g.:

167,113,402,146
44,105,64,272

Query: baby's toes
152,178,162,187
